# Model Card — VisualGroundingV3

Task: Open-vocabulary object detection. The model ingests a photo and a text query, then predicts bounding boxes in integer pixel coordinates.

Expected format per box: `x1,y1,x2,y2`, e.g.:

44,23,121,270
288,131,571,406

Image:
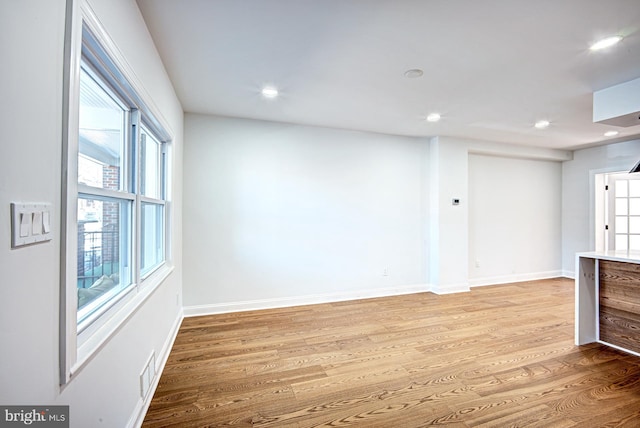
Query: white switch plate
11,203,52,248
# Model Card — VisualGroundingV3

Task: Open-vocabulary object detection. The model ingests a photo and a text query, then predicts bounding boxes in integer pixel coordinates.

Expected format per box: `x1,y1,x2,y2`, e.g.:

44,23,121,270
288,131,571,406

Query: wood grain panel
600,307,640,353
143,278,640,427
599,260,640,354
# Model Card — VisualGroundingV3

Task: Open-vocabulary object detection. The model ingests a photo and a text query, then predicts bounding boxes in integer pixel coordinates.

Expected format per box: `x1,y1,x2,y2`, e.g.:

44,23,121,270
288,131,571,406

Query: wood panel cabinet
575,251,640,357
599,260,640,353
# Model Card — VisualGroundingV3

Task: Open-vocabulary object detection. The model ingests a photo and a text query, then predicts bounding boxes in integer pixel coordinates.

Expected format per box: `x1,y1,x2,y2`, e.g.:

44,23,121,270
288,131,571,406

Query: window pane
78,66,126,191
140,126,162,199
630,180,640,197
630,235,640,251
141,202,164,275
616,180,628,197
616,198,628,216
77,197,132,323
616,216,628,233
630,198,640,216
616,234,628,250
630,217,640,234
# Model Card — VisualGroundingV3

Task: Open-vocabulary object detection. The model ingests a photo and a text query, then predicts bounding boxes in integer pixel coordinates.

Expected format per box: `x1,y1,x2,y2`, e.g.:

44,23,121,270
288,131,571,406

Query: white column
428,137,470,293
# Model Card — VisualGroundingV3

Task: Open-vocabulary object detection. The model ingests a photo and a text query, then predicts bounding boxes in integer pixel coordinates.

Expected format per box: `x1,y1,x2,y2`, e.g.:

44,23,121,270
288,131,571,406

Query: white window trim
60,0,174,386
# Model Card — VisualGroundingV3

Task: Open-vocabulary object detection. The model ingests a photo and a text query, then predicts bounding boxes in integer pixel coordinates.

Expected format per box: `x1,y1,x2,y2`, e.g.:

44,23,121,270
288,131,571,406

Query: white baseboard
562,270,575,279
430,282,470,295
468,270,564,288
130,309,184,428
183,284,430,317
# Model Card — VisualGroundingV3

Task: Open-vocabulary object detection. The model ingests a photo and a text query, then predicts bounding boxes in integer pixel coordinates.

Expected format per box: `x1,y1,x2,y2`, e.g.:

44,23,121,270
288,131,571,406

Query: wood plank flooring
142,278,640,427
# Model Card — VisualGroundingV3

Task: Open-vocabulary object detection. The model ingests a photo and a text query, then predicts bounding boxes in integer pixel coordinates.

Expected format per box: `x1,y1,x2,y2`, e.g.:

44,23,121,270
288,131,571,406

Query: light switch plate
11,203,52,248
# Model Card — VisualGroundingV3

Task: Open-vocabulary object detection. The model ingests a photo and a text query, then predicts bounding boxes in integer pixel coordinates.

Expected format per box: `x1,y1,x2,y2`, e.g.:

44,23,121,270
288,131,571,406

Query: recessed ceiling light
261,86,279,98
590,35,622,51
404,69,424,78
426,113,441,122
604,130,619,137
534,120,550,129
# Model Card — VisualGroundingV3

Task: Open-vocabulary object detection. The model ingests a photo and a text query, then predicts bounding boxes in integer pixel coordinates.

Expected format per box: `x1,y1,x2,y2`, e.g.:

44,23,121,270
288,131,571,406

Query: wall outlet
382,267,389,276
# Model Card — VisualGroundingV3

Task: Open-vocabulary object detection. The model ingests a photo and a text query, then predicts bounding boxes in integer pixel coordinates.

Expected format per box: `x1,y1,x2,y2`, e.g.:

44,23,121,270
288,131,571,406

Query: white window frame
605,172,640,251
60,0,173,385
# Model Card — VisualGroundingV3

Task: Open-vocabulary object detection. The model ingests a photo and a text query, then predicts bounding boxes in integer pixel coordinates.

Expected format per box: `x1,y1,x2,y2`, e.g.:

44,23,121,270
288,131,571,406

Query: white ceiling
136,0,640,150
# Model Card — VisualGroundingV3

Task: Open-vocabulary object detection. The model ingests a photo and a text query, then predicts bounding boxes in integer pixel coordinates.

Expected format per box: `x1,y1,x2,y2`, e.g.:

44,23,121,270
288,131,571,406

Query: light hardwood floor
143,278,640,427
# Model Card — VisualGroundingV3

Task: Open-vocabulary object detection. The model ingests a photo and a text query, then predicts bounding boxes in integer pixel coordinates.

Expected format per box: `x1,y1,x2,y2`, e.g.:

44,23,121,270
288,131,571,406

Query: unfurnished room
2,0,640,427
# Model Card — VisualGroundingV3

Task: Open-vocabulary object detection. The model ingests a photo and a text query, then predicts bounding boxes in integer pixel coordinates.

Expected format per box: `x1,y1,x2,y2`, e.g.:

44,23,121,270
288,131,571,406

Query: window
61,2,172,384
76,34,169,327
77,64,135,326
609,176,640,251
140,126,166,276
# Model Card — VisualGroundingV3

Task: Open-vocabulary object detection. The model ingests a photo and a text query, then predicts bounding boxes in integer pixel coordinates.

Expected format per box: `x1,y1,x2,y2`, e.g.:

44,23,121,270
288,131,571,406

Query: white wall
183,116,571,309
428,137,470,292
183,115,428,311
562,138,640,276
429,136,569,292
0,1,183,427
469,154,562,285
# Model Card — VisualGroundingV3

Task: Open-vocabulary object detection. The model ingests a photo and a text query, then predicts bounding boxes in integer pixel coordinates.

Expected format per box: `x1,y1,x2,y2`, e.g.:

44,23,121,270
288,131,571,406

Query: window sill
67,263,175,384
